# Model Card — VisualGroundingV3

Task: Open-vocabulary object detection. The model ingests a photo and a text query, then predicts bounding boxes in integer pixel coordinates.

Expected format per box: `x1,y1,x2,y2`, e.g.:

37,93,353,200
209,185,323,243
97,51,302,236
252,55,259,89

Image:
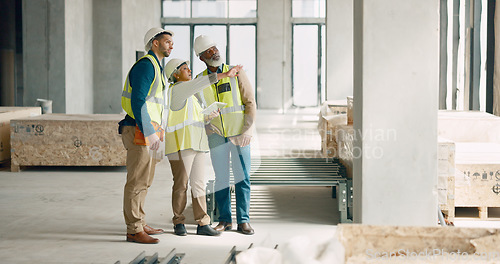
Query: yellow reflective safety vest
197,64,245,137
121,54,165,125
164,83,209,155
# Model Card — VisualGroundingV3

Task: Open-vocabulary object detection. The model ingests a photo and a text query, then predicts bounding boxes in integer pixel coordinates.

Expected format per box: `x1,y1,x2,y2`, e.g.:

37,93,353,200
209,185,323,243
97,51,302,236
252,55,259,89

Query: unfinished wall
23,0,66,113
121,0,162,87
257,0,292,110
65,0,93,114
326,0,354,101
353,0,439,226
22,0,161,114
92,0,161,114
92,0,122,114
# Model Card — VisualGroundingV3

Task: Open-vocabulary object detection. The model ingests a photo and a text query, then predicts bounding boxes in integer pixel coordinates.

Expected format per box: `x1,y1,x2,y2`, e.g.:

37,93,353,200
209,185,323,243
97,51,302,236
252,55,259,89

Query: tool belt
134,121,164,145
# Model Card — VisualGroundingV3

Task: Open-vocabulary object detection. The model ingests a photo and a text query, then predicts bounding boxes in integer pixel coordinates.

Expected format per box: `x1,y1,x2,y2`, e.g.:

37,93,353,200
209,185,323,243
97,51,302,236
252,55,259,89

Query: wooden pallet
455,206,500,220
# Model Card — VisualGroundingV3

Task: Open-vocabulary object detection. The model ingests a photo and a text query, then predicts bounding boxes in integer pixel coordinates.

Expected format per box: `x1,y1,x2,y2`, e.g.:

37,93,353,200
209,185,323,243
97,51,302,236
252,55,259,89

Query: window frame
161,0,257,19
161,18,258,104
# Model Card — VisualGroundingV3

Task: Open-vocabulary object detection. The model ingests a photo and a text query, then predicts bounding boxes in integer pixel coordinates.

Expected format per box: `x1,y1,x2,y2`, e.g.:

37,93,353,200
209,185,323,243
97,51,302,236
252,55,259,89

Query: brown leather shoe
214,221,232,231
143,225,164,235
237,223,254,235
126,231,159,244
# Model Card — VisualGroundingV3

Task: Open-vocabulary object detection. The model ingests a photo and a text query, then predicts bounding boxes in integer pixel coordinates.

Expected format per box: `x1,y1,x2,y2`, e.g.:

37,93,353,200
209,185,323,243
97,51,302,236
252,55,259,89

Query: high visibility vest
164,83,209,155
197,64,245,137
121,54,165,125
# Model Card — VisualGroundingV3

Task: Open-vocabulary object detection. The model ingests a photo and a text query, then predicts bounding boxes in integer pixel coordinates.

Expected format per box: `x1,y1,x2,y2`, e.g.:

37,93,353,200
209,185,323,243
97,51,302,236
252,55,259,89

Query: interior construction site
1,0,500,263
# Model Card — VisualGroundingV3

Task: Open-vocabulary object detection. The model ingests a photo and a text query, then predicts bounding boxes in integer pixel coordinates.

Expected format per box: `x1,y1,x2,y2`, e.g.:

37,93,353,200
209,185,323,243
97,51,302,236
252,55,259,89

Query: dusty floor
0,108,499,264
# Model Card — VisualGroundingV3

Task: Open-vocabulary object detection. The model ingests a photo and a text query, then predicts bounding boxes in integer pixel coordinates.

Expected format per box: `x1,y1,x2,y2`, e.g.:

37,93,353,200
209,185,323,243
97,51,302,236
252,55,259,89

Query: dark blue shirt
119,51,163,137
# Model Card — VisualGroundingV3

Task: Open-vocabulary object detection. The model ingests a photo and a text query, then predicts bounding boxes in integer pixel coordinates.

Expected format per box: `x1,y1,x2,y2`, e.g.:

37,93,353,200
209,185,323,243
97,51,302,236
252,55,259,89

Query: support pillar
353,0,439,226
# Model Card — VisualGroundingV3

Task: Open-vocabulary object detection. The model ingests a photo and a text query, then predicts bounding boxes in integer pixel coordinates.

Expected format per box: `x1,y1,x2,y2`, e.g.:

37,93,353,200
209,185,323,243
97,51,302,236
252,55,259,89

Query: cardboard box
10,114,126,171
335,124,354,178
328,104,347,115
0,107,42,162
318,101,348,159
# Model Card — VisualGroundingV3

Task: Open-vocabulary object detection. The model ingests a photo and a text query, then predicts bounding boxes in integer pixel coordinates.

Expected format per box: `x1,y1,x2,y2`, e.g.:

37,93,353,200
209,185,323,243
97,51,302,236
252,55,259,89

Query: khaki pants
121,126,158,234
168,149,211,226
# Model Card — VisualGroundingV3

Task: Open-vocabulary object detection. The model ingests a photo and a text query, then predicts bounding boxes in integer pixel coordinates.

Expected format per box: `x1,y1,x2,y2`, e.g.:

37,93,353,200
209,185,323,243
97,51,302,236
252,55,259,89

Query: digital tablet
200,102,227,115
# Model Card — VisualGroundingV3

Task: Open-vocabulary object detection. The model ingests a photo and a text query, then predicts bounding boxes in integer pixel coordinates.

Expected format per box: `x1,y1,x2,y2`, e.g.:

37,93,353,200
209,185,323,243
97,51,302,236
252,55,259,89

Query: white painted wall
326,0,353,101
353,0,439,226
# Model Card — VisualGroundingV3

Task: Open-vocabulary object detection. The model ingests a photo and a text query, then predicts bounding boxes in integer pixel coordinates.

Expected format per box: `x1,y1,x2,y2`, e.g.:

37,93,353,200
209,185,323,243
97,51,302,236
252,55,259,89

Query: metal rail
206,157,352,223
115,249,185,264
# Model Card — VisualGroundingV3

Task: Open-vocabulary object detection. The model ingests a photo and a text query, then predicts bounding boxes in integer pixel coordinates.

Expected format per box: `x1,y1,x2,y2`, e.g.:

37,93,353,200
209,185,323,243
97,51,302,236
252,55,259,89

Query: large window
292,0,326,107
162,0,256,18
162,0,257,99
292,0,326,18
292,25,325,106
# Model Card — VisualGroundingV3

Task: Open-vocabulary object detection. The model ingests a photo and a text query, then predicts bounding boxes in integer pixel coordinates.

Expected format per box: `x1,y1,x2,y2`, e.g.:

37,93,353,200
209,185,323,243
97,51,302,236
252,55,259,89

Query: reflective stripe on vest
164,82,208,154
196,64,245,137
121,55,165,124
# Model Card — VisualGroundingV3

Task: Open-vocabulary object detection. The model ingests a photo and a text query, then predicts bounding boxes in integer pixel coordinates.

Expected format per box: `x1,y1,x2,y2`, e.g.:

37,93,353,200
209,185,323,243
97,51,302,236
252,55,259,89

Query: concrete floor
1,108,499,264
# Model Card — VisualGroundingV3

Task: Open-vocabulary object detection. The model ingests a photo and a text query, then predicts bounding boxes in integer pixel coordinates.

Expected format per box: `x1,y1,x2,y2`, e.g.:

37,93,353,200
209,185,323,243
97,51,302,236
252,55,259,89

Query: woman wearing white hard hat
164,58,242,236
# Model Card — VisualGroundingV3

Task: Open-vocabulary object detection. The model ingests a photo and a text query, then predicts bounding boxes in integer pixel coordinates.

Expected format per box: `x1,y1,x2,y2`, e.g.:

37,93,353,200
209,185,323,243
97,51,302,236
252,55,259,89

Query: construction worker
194,35,257,235
164,58,242,236
118,27,173,244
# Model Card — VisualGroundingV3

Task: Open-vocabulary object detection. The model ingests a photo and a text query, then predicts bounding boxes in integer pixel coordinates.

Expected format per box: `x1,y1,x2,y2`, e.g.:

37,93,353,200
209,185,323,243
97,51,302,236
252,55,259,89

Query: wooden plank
454,206,500,220
438,137,455,222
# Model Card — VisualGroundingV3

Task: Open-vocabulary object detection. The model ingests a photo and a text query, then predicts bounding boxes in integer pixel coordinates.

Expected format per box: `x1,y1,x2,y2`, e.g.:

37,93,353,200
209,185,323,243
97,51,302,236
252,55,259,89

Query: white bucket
36,98,53,114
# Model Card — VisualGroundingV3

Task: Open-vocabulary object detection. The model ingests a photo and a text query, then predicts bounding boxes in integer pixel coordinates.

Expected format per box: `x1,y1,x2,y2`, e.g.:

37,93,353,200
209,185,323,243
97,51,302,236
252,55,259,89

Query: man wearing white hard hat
163,58,242,236
119,27,173,244
194,35,257,235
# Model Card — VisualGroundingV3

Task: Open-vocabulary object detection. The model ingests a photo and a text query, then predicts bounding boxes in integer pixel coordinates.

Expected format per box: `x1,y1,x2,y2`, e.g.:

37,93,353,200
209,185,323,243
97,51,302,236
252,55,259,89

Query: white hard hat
194,35,217,56
165,58,189,83
144,27,174,51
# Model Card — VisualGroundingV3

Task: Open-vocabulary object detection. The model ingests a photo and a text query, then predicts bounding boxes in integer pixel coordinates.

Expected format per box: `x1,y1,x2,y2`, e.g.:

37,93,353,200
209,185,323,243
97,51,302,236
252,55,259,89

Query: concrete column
353,0,438,226
122,0,162,81
92,0,122,114
65,0,93,114
92,0,161,114
23,0,66,113
257,0,292,110
326,0,353,101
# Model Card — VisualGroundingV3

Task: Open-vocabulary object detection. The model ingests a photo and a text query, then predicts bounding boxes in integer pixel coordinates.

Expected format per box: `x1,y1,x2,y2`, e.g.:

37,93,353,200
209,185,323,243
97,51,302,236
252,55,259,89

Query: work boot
126,231,160,244
214,221,232,231
143,225,164,235
237,223,254,235
196,224,221,236
174,223,187,236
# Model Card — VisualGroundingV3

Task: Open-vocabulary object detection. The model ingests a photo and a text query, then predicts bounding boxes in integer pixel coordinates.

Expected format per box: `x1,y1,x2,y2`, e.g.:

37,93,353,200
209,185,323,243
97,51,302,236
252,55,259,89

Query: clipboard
201,102,227,115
